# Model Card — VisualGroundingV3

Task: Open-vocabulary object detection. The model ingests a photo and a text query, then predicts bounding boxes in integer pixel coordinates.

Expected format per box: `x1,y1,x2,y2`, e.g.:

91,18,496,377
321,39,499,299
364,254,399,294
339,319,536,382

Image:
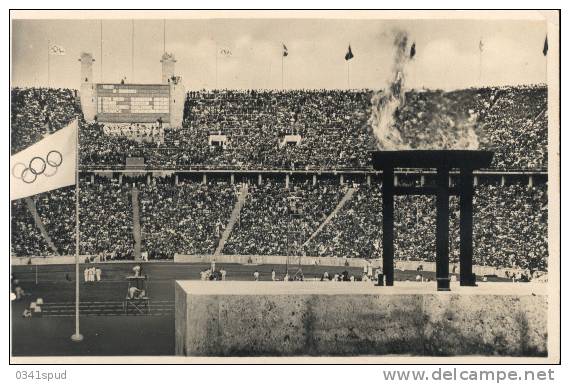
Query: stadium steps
132,187,142,260
302,187,356,248
25,197,60,256
214,184,249,257
40,300,174,317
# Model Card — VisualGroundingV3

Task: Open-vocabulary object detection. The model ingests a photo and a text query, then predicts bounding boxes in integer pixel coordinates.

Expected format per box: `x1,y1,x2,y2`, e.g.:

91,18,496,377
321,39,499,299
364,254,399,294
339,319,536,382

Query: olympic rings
11,150,63,183
47,150,63,167
29,157,46,175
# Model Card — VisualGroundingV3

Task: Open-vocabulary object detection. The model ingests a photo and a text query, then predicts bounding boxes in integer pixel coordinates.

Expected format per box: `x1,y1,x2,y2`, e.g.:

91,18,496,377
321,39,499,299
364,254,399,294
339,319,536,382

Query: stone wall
175,281,547,357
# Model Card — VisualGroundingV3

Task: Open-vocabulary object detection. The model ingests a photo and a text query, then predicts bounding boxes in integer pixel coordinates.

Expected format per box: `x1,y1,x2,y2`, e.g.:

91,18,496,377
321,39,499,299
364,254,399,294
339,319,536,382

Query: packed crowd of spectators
11,198,53,257
10,86,547,170
11,87,80,154
473,183,548,271
35,186,75,256
10,86,549,272
223,179,345,255
10,176,548,271
78,178,134,258
66,86,547,170
11,177,134,258
310,184,383,258
139,178,237,258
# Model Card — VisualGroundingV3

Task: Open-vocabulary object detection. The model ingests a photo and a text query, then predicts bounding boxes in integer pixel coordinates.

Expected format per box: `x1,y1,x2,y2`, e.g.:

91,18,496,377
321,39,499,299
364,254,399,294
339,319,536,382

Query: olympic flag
10,119,77,201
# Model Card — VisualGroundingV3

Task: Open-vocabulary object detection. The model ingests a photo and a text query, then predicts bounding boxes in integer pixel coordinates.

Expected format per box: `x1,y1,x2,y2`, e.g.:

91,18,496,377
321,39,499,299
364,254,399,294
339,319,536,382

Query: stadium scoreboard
96,84,170,123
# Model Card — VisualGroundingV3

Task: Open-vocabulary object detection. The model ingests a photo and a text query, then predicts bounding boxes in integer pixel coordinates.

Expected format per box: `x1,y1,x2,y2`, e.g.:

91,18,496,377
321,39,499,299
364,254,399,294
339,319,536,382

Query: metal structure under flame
371,150,494,291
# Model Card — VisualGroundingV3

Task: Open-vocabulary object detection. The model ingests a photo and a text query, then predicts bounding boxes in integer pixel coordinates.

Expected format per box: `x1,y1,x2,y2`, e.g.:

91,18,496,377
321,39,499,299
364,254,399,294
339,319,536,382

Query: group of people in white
84,266,102,282
200,260,227,281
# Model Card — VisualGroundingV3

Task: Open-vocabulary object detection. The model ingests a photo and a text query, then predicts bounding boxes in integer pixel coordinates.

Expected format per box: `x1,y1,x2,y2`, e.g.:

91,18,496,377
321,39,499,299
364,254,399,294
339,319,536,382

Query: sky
11,16,548,91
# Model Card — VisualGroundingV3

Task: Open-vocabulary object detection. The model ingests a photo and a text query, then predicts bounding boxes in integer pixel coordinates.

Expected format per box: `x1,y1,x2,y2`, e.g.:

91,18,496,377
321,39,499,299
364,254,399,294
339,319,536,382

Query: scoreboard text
96,84,170,123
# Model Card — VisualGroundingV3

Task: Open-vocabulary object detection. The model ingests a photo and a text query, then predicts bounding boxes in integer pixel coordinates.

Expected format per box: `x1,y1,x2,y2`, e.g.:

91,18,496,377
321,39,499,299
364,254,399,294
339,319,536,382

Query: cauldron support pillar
459,169,476,286
382,167,394,286
436,166,451,291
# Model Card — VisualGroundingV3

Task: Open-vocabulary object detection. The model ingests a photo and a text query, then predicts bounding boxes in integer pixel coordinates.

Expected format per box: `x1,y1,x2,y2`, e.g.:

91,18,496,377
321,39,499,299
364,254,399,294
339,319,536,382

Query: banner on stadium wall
10,120,77,200
209,134,228,147
279,134,302,148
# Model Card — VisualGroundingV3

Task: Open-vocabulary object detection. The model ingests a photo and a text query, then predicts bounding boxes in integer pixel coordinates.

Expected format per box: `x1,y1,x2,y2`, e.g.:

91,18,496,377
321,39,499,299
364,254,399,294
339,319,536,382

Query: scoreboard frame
96,83,171,123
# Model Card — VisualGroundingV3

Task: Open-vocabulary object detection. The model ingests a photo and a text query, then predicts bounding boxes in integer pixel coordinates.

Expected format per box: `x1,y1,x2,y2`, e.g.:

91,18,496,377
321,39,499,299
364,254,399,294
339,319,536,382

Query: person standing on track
220,267,227,281
253,270,260,281
271,269,276,281
84,267,89,283
95,267,102,282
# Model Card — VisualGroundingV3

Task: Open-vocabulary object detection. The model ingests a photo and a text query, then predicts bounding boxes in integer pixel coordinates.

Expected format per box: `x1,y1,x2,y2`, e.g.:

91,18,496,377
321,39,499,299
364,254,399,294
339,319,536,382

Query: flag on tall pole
543,36,548,56
10,118,83,341
478,38,484,84
282,43,288,89
47,42,65,87
345,45,354,89
216,46,233,89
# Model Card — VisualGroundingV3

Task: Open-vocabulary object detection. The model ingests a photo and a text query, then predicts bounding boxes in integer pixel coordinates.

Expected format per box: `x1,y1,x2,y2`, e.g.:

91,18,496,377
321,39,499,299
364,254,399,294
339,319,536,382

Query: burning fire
368,30,479,150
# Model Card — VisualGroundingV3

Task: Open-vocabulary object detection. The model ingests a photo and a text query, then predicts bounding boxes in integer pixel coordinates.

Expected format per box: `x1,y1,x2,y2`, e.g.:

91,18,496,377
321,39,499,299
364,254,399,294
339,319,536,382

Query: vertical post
313,174,317,186
71,120,83,342
230,173,235,185
281,54,284,90
258,173,262,185
47,40,50,87
459,169,476,286
100,20,103,83
366,174,371,186
202,173,207,185
382,168,394,286
131,20,135,82
436,166,451,291
347,61,350,89
285,174,290,189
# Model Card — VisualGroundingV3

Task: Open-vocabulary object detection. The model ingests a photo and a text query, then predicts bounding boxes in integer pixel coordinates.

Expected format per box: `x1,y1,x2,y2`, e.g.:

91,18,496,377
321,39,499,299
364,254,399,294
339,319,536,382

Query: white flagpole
47,40,50,88
71,119,83,342
100,20,103,83
347,61,350,89
131,20,135,82
281,53,284,90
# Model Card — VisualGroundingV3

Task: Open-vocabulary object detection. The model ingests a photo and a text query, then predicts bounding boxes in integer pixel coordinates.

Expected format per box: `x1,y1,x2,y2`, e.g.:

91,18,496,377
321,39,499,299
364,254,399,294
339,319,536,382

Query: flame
368,30,479,151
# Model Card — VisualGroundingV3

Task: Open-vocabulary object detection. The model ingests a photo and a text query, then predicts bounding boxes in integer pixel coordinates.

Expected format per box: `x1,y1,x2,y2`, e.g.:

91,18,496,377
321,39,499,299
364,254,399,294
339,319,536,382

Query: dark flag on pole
410,42,416,59
543,36,548,56
282,43,288,57
345,45,354,61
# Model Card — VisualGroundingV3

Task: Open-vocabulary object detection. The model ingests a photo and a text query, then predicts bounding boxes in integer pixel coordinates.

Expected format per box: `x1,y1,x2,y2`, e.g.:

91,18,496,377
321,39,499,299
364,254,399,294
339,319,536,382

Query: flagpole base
71,333,84,342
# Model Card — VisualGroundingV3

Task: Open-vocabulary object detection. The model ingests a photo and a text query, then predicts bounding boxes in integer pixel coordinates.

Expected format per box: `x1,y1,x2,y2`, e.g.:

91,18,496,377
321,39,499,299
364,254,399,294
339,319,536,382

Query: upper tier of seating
11,86,547,170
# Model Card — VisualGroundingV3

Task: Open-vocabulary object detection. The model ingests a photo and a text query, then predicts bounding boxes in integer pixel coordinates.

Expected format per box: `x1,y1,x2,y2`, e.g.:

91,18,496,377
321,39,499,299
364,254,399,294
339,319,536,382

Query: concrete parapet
175,281,547,357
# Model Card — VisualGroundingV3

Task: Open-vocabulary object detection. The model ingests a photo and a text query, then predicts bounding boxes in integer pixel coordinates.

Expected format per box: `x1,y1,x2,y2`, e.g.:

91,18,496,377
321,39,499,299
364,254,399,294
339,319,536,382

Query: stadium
10,17,552,358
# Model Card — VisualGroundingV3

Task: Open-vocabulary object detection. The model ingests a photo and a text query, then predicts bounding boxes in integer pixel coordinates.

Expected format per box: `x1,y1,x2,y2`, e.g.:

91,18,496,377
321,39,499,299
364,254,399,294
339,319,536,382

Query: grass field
10,261,509,357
